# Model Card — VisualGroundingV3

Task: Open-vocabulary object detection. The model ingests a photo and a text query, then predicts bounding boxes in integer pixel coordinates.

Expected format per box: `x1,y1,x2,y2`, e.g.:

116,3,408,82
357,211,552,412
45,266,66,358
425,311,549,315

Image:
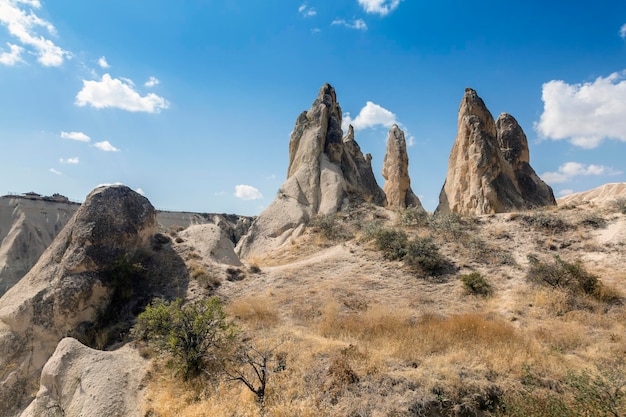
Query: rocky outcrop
382,124,424,210
496,113,556,208
236,83,385,259
0,195,251,298
20,338,147,417
436,88,556,215
178,224,242,266
0,185,188,416
342,125,387,205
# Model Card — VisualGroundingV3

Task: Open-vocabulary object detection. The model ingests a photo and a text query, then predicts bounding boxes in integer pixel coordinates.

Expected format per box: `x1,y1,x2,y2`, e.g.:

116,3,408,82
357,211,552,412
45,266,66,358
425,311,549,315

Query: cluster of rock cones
236,83,556,259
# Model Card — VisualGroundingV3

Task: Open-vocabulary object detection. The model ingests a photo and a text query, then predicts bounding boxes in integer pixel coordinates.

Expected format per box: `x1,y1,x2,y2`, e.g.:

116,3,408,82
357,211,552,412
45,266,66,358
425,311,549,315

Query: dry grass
144,202,626,416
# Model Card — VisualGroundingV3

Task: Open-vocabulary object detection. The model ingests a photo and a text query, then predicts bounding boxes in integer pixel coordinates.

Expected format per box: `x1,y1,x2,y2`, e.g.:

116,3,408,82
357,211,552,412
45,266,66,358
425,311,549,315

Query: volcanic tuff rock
0,185,188,416
0,195,251,297
236,83,385,259
20,338,147,417
382,124,424,210
496,113,557,208
436,88,555,215
0,197,77,297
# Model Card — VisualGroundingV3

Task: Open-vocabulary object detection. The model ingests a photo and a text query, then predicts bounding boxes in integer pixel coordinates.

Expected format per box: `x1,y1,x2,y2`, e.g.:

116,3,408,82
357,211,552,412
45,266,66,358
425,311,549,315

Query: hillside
141,194,626,416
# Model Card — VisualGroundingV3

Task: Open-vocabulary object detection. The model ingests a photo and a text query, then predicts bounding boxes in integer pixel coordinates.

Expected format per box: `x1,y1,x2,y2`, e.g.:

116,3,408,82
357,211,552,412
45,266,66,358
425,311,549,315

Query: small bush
133,297,235,379
404,237,450,276
520,212,570,232
309,214,353,241
527,255,599,296
429,212,477,238
400,207,429,228
373,228,408,261
460,272,493,296
578,212,607,229
611,198,626,214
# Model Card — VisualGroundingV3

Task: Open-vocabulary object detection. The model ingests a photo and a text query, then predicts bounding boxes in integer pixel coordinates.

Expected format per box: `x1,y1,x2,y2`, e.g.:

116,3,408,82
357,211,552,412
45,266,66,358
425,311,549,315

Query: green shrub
374,228,409,261
460,272,493,296
466,236,516,266
133,297,235,379
527,255,599,296
404,236,449,276
566,367,626,417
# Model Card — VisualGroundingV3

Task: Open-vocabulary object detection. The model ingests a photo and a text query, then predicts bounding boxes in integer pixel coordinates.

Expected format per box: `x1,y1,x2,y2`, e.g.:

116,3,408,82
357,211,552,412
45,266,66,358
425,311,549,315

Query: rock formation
178,223,242,266
0,185,188,416
382,124,424,210
0,194,251,297
496,113,556,208
236,83,385,259
20,338,147,417
0,196,77,296
436,88,556,215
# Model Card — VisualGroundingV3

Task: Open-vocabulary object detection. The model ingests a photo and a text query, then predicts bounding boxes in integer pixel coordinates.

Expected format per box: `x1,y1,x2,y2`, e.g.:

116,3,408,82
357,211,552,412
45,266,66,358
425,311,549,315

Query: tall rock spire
436,88,555,215
382,124,424,210
236,83,385,259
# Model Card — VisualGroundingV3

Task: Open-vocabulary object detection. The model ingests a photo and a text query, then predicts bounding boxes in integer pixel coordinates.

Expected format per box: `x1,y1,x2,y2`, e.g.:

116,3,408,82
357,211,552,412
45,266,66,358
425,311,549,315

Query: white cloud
298,4,317,17
542,162,622,184
332,18,367,30
234,184,263,200
358,0,401,16
535,72,626,148
0,42,23,65
0,0,70,66
144,76,159,87
558,189,574,197
94,140,120,152
49,168,61,175
311,28,321,34
59,157,79,164
75,74,169,113
60,131,90,142
135,187,145,196
98,56,109,68
620,24,626,39
343,101,397,131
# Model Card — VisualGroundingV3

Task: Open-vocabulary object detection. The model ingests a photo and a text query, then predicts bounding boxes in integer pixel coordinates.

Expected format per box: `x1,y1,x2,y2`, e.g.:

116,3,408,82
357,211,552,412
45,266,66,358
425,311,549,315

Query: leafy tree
134,297,235,379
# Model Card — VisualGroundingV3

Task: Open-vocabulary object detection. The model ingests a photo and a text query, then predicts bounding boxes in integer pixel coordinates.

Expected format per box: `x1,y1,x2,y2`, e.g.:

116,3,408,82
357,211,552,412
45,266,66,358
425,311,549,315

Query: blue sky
1,0,626,215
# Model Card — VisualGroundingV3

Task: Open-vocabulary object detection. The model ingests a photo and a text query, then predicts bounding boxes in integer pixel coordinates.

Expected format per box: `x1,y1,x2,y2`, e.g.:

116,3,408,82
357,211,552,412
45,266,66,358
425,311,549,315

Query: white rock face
20,338,147,417
382,124,424,210
0,197,77,296
236,84,385,259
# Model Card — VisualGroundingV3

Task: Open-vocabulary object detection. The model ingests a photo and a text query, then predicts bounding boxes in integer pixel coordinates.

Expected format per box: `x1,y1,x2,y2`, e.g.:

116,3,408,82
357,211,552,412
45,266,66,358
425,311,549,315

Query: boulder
236,84,385,259
382,124,424,210
20,338,147,417
436,88,555,215
177,224,242,266
0,184,185,416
